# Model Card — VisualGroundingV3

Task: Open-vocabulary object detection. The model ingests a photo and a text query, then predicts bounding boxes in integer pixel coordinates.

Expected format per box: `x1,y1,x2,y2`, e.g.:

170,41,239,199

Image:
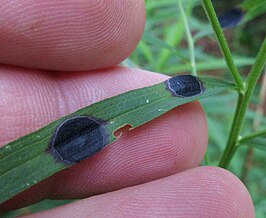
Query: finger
0,0,145,71
24,167,255,218
0,66,207,209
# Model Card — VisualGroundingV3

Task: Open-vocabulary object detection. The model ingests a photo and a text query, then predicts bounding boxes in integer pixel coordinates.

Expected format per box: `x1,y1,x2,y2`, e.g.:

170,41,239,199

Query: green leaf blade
0,75,235,204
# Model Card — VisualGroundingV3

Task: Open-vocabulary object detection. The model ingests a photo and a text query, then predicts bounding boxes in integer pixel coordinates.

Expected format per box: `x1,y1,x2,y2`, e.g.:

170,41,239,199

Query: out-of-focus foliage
241,0,266,22
130,0,266,217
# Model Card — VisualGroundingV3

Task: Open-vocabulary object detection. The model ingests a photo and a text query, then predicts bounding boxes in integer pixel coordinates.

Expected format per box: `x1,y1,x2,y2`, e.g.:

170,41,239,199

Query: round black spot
165,75,204,97
49,116,108,164
218,8,244,29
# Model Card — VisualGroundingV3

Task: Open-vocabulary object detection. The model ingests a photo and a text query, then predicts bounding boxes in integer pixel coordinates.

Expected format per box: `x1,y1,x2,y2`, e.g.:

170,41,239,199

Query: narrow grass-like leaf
155,22,187,71
141,31,187,64
0,75,235,204
163,57,255,74
240,138,266,151
239,129,266,151
141,32,177,53
241,0,266,22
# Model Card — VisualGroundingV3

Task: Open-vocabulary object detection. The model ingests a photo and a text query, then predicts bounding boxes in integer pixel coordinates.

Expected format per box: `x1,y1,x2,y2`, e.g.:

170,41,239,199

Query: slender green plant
240,128,266,144
201,0,266,168
177,0,197,76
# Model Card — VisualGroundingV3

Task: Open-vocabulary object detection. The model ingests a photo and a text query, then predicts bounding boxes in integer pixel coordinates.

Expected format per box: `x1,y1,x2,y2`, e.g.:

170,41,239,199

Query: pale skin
0,0,254,217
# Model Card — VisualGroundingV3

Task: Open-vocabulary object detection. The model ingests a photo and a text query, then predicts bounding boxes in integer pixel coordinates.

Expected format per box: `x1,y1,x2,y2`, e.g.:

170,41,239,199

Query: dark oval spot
49,116,108,164
165,75,204,97
218,8,244,29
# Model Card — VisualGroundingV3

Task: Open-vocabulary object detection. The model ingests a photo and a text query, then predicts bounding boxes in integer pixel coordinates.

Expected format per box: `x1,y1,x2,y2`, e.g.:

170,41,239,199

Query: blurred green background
3,0,265,217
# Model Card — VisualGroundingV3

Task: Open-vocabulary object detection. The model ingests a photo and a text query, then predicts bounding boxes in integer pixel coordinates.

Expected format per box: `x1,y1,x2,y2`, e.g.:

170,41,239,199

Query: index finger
0,0,145,71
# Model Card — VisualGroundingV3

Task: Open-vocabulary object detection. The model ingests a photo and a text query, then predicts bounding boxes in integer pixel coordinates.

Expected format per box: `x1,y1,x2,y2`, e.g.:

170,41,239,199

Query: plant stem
245,38,266,97
240,148,253,184
239,128,266,143
202,0,266,168
204,150,210,165
178,0,197,76
219,38,266,168
241,69,266,182
201,0,244,90
219,93,244,168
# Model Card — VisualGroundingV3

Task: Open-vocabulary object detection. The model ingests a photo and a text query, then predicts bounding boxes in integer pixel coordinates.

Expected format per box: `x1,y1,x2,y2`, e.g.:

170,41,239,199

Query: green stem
219,93,244,168
178,0,197,76
245,38,266,97
202,0,266,168
204,150,210,165
239,128,266,143
201,0,244,90
219,38,266,168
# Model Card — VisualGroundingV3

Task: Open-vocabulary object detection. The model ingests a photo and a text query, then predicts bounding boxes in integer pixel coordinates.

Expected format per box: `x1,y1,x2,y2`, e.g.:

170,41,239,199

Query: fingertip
25,166,254,218
0,0,145,71
169,101,208,169
195,166,255,218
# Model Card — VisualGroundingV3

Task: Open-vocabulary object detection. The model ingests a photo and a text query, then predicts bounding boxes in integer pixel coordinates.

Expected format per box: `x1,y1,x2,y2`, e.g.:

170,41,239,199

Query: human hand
0,0,254,217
